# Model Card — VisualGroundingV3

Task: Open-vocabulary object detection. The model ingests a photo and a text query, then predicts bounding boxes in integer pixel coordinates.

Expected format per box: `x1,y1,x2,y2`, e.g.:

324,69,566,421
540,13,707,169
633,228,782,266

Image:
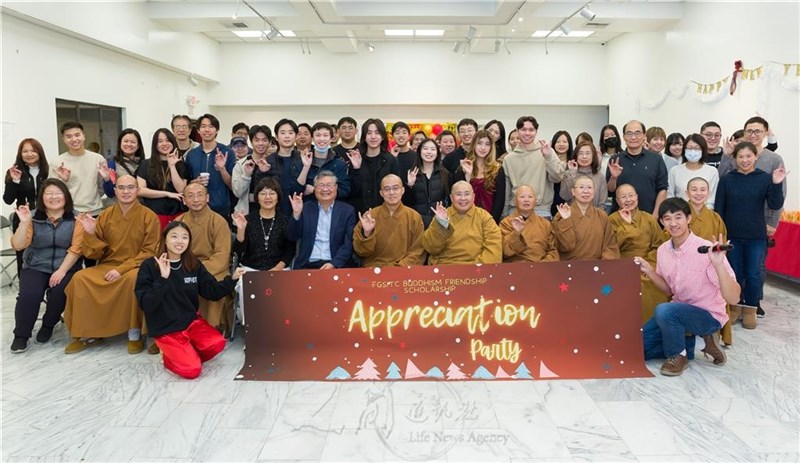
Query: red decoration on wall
730,60,743,95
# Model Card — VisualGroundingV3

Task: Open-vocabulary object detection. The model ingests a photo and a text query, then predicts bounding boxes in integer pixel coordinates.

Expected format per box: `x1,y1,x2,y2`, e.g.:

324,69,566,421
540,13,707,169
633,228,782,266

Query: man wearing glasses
353,174,425,268
171,115,199,158
700,122,724,168
288,171,356,269
606,120,669,217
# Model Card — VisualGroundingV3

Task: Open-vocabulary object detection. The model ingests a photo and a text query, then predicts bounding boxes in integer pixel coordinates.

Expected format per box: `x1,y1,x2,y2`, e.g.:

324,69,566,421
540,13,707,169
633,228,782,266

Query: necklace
259,216,275,252
169,260,182,271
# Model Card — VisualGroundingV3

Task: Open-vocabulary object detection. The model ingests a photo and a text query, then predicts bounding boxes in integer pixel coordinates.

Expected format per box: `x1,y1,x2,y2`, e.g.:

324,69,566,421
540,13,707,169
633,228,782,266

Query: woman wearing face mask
666,133,719,209
598,124,622,177
453,129,506,223
403,138,451,228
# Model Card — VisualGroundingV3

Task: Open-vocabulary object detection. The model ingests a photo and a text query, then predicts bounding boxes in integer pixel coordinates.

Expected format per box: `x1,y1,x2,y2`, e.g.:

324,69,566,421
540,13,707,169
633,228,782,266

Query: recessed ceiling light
385,29,414,36
280,30,296,37
531,30,550,38
233,31,263,38
415,30,445,37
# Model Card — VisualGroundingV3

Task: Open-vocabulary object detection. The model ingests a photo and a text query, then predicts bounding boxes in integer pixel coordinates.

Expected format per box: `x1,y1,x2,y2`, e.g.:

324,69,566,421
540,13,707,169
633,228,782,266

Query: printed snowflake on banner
601,284,613,296
264,288,273,296
559,283,569,292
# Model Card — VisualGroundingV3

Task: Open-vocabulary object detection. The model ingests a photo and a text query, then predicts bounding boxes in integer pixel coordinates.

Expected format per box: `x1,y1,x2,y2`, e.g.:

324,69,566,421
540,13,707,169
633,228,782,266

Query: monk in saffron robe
176,183,233,333
353,174,424,267
609,184,668,322
500,185,558,262
64,175,159,354
552,175,620,260
422,180,502,265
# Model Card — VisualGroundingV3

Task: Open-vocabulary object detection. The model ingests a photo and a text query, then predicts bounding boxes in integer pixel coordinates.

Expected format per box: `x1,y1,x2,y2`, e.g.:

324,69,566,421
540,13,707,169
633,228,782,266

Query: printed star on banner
559,283,569,292
284,319,291,326
601,284,613,296
265,288,273,296
399,341,407,349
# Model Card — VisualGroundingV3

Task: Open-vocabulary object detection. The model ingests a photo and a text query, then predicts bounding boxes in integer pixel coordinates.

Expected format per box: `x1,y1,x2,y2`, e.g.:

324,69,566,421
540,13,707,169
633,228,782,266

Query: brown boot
660,355,688,376
701,333,726,366
729,305,742,324
742,305,757,329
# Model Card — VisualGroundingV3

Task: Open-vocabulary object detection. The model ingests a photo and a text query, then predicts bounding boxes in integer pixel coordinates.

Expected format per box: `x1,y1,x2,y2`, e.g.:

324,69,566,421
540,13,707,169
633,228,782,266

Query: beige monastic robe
688,204,732,345
609,209,668,322
689,204,728,242
500,212,559,262
353,203,425,267
552,203,620,261
176,207,232,329
421,206,502,265
64,202,159,337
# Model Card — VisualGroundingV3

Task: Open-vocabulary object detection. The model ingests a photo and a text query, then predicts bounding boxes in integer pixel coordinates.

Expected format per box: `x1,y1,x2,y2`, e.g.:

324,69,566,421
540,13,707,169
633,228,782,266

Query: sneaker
127,339,145,355
147,343,160,355
65,338,102,354
701,333,727,366
10,337,28,353
660,355,688,376
756,305,765,318
36,326,54,344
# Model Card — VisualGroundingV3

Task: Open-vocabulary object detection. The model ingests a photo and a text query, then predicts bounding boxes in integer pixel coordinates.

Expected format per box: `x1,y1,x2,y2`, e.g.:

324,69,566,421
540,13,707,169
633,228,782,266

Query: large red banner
237,260,652,381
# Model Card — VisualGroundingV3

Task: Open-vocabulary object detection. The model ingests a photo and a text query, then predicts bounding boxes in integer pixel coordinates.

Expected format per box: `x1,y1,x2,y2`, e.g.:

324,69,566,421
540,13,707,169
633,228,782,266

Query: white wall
1,14,211,216
607,1,799,209
209,41,609,106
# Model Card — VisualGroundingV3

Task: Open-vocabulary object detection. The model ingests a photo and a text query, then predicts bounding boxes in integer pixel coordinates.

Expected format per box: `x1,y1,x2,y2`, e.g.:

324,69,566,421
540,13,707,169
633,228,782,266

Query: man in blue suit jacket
287,170,356,269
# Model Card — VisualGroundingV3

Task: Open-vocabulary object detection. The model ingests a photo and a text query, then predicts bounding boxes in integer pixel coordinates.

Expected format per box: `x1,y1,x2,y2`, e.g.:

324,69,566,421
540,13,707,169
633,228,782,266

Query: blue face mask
685,149,702,162
314,145,328,153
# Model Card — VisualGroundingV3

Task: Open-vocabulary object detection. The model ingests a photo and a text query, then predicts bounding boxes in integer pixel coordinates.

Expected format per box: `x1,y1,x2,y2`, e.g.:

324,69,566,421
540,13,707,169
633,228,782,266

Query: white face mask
685,149,702,162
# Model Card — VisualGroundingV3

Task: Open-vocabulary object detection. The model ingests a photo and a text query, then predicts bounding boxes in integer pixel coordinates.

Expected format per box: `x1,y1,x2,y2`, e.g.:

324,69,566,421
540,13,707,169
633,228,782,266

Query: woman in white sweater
667,133,719,209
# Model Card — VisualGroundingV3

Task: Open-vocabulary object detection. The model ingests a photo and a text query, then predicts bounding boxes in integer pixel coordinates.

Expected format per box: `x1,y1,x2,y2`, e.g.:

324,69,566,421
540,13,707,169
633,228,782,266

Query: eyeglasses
115,185,137,191
624,131,643,138
745,129,764,136
315,183,337,190
43,192,65,198
381,185,402,192
701,132,721,139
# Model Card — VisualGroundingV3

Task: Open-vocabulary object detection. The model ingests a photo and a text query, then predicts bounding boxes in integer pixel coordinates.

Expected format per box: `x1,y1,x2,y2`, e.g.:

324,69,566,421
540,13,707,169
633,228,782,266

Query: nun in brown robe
552,176,620,261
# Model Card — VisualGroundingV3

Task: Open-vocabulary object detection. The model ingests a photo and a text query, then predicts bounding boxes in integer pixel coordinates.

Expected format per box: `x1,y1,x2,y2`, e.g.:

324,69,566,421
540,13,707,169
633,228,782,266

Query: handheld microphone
697,244,734,254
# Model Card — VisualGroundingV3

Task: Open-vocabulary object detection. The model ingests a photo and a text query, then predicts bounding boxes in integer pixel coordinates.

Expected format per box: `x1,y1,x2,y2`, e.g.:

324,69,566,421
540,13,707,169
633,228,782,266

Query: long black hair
485,120,507,157
359,118,389,154
148,128,182,190
114,128,145,175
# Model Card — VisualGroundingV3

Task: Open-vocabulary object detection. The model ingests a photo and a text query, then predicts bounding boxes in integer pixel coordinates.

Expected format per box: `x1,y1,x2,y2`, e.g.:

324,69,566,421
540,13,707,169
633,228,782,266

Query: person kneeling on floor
135,221,245,379
636,198,741,376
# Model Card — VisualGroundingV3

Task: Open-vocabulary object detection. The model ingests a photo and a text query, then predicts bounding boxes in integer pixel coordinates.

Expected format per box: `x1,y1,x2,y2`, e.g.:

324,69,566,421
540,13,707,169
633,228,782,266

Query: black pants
304,260,332,269
14,268,76,339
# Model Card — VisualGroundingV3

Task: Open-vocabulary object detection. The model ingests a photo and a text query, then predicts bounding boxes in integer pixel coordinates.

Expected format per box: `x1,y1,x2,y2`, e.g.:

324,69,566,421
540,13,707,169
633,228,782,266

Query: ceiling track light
580,6,596,21
266,28,279,40
465,26,477,41
367,42,375,52
452,41,462,53
559,24,572,36
187,74,199,87
494,40,501,53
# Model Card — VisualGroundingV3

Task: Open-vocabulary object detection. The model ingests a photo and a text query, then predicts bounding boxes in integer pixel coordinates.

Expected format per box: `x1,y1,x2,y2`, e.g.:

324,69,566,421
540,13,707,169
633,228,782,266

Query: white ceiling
146,0,684,53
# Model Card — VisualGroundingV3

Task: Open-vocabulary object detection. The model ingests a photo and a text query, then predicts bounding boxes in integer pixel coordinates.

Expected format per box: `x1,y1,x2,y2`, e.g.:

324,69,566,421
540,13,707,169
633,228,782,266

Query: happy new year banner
237,260,653,381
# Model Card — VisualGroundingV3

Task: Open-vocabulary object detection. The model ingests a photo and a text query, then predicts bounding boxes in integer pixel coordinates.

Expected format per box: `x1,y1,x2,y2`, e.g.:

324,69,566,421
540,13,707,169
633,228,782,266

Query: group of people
4,113,787,379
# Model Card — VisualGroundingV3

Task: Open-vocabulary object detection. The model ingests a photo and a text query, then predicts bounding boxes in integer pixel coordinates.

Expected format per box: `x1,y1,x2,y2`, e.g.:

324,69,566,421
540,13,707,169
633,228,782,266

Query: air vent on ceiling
224,22,250,29
585,22,610,28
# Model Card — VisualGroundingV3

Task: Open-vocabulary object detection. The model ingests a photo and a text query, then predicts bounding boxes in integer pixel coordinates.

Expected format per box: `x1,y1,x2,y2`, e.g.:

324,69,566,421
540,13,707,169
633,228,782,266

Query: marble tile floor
1,276,798,463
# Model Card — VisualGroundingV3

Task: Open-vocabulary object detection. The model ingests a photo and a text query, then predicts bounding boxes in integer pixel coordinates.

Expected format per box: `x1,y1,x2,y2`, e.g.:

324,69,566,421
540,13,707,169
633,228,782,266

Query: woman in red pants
135,221,245,379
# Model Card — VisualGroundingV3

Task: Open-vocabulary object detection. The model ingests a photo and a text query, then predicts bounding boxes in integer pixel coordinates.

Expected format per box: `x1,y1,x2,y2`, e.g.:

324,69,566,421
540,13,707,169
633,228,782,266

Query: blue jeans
727,238,766,307
643,302,722,359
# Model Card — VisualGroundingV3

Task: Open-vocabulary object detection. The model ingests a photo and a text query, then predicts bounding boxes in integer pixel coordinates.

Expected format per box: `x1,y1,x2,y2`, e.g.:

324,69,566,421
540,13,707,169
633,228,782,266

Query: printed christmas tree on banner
354,358,381,380
446,362,468,380
495,366,512,379
326,366,351,380
426,367,444,378
472,365,494,379
515,362,533,379
404,359,426,379
386,362,402,380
